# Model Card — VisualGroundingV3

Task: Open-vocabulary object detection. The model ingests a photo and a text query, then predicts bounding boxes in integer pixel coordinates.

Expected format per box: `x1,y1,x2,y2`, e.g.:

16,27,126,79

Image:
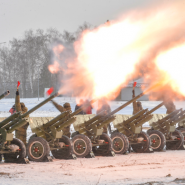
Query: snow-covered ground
1,151,185,185
1,97,185,185
1,96,185,117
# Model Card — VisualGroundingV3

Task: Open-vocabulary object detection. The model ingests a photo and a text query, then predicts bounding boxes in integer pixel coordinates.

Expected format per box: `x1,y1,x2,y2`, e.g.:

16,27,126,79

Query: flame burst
49,0,185,100
155,43,185,96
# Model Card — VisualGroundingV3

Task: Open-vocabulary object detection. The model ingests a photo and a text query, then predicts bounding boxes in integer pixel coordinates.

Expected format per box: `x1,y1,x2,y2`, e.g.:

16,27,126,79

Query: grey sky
0,0,151,43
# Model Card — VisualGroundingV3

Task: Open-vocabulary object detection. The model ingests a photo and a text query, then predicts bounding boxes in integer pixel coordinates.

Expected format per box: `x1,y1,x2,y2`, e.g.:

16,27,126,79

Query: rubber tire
27,137,50,162
147,128,154,135
71,131,79,138
72,134,92,158
166,129,184,150
4,138,26,163
111,132,129,154
131,132,150,153
28,134,37,143
93,133,113,156
51,135,74,159
148,130,166,151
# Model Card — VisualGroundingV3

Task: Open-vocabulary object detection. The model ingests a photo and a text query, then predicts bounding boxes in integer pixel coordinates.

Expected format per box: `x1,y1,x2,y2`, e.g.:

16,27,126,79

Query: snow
1,97,185,184
1,151,185,184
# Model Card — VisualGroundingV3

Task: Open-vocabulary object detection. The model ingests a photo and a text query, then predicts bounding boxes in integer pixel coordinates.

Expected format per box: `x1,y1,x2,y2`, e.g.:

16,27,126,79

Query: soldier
9,88,29,145
51,100,72,138
163,100,176,114
74,99,86,115
96,98,111,133
132,83,143,115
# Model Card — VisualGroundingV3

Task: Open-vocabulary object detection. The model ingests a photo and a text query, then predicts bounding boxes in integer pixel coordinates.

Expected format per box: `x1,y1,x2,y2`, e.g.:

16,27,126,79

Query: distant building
117,78,150,101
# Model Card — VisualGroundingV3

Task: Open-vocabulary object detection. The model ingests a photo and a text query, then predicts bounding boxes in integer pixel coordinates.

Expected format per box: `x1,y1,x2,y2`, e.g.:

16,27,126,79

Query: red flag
46,87,54,96
17,81,20,88
133,82,137,87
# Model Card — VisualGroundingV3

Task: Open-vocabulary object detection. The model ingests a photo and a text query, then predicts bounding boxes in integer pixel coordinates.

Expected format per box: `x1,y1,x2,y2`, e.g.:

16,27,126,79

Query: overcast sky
0,0,153,44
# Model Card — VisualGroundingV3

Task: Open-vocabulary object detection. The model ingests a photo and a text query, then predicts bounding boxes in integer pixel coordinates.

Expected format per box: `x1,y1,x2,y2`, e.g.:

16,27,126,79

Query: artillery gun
148,109,185,150
0,90,10,100
72,110,120,158
26,100,97,162
27,111,76,162
112,102,165,153
0,92,58,163
71,84,160,157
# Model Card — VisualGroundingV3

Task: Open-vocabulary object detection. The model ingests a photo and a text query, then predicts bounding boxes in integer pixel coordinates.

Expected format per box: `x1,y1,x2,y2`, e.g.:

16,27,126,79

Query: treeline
0,23,92,98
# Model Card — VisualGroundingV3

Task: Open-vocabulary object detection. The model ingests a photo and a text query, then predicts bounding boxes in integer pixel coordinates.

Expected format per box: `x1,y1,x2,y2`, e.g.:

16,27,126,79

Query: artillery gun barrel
97,116,116,129
7,119,28,133
118,103,163,132
0,90,10,100
122,109,147,126
85,116,112,131
22,92,59,118
135,114,153,127
3,93,59,130
54,99,97,126
75,112,107,134
0,112,20,128
84,111,107,130
152,109,181,126
84,111,106,127
108,83,159,116
56,117,76,131
135,103,164,124
147,102,164,115
152,110,182,129
43,111,70,128
168,109,184,123
170,111,185,126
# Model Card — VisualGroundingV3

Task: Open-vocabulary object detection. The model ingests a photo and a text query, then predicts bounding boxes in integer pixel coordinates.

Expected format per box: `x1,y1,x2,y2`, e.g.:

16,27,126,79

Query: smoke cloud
48,0,185,101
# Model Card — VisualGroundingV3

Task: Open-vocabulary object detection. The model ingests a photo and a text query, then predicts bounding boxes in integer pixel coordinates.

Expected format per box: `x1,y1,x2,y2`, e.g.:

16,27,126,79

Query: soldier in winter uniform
51,100,72,138
9,88,29,145
163,100,176,114
132,83,143,115
96,98,111,133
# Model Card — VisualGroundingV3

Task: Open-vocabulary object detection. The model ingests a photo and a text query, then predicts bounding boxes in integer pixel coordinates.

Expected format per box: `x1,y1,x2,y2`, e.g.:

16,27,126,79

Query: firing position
51,100,72,138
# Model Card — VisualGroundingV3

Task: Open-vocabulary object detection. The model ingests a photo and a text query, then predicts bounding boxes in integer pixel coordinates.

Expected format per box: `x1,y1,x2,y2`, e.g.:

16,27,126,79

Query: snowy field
1,151,185,185
1,97,185,185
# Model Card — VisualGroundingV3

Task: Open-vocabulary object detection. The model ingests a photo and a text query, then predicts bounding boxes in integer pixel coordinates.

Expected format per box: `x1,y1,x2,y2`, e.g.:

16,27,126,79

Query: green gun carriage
71,84,159,157
26,100,97,162
0,92,58,163
148,109,185,150
112,102,165,153
71,111,120,158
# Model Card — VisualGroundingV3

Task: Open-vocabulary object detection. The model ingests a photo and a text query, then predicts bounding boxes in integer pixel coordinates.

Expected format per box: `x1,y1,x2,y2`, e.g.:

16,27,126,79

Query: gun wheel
4,138,26,163
131,132,150,153
147,128,154,135
51,135,74,159
27,137,50,162
28,134,37,143
148,130,166,151
93,133,113,156
166,129,184,150
72,134,92,158
111,132,129,154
